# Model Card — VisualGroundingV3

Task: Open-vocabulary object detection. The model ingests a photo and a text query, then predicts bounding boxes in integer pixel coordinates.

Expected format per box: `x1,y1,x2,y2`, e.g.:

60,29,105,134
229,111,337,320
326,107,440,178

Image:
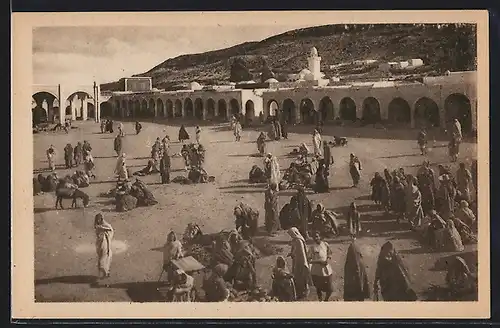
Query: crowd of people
34,114,478,302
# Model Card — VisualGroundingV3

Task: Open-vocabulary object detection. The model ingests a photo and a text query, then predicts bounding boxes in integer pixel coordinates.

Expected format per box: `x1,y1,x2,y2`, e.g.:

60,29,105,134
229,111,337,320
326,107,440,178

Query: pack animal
55,187,90,209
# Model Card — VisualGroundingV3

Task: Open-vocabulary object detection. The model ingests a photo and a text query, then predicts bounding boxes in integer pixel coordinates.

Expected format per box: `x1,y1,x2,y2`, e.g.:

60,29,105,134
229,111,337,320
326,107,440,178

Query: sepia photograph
12,10,489,319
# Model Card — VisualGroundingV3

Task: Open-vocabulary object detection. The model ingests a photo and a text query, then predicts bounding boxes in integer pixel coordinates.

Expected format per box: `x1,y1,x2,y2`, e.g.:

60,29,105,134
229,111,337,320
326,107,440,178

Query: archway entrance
140,99,147,118
127,100,133,117
32,92,56,124
388,97,411,125
157,99,165,117
319,96,334,122
282,99,296,124
362,97,381,124
230,99,240,119
414,97,440,128
218,99,227,120
206,99,216,119
300,98,316,125
194,98,204,120
267,100,279,120
184,98,194,118
66,91,93,121
148,99,156,118
444,93,472,133
166,100,174,118
174,99,182,118
245,100,255,125
339,97,357,121
100,102,112,118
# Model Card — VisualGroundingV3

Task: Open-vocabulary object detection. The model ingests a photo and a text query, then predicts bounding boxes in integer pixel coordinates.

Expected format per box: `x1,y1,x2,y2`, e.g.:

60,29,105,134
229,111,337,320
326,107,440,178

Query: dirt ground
33,119,478,302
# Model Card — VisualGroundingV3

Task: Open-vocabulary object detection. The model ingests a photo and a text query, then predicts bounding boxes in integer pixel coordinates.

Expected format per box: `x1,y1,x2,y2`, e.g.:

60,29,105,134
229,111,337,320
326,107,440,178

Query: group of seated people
113,178,158,212
33,170,91,195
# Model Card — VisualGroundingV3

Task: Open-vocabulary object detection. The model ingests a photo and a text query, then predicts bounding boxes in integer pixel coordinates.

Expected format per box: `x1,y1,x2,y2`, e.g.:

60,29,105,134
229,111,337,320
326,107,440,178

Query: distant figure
100,120,106,133
417,128,428,155
349,153,362,187
307,231,333,301
195,126,202,144
273,120,282,141
264,183,280,235
159,151,171,184
118,122,125,137
456,162,473,203
73,142,83,166
162,231,184,283
271,256,297,302
347,202,362,239
287,227,311,300
178,125,190,143
94,213,114,280
234,121,242,142
63,143,73,169
256,132,266,156
46,145,56,171
290,186,312,240
343,242,370,301
264,153,281,189
135,121,142,135
373,241,417,301
281,120,288,139
312,129,322,157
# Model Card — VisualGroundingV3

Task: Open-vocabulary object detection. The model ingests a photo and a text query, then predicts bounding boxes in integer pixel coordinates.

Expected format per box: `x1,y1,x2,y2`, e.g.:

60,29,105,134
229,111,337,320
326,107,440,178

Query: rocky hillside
101,23,476,91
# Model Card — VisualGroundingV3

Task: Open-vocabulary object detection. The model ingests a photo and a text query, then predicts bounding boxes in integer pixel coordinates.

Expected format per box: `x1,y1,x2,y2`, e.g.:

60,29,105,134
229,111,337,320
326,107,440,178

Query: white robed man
312,129,323,157
264,153,281,191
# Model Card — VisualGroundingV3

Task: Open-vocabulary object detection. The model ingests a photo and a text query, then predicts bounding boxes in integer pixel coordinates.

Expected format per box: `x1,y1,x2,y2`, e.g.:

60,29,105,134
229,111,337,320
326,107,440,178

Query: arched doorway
300,98,316,125
141,99,148,118
362,97,381,124
148,98,156,117
268,100,279,119
230,99,240,119
282,99,296,124
319,96,334,122
174,99,182,118
87,103,96,119
166,100,174,118
218,99,227,120
414,97,440,128
100,102,112,118
444,93,472,133
121,100,127,117
184,98,194,118
206,99,216,119
67,91,93,120
32,92,56,124
245,100,255,125
387,97,411,124
114,100,120,117
194,98,204,120
339,97,357,121
65,106,72,116
157,99,165,117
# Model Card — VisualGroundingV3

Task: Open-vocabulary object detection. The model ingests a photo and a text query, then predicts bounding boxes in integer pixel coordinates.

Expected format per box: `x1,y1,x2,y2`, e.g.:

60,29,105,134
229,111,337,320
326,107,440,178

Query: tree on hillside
260,59,275,82
229,58,253,82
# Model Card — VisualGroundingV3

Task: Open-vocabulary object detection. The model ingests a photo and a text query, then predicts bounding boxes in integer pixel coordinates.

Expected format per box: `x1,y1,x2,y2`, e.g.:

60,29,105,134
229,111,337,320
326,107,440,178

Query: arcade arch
157,99,165,117
166,99,174,118
206,99,216,119
148,98,156,117
141,99,148,118
230,99,240,118
282,99,296,124
32,91,57,124
100,102,112,118
245,100,255,125
218,99,228,120
174,99,183,118
414,97,440,128
194,98,204,120
387,97,411,124
319,96,334,122
300,98,316,125
184,98,194,118
267,100,279,118
362,97,381,124
444,93,472,133
339,97,357,122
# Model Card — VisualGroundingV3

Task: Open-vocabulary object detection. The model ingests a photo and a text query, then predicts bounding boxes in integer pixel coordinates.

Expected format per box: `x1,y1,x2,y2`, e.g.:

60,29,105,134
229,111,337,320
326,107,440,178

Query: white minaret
307,47,321,80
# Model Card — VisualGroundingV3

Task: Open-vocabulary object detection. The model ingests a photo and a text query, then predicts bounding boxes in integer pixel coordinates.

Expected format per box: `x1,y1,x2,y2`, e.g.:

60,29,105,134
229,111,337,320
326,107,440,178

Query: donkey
55,187,90,209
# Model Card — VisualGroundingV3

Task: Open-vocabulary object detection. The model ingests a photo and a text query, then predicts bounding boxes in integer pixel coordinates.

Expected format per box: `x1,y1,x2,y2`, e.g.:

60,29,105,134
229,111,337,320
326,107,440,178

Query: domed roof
189,81,203,90
310,47,318,57
265,78,279,83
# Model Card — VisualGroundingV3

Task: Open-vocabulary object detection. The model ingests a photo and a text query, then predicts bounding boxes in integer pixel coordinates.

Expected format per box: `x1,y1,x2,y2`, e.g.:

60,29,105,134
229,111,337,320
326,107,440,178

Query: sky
33,24,317,85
